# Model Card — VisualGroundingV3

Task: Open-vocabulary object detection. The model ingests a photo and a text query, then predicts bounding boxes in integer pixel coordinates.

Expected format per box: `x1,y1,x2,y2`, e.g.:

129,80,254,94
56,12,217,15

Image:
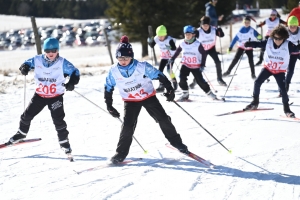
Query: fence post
104,29,114,65
30,16,42,55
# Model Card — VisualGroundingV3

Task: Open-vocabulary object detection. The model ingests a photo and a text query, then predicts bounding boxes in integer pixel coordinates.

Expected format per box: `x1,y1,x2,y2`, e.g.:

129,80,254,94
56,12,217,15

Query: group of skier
4,9,300,164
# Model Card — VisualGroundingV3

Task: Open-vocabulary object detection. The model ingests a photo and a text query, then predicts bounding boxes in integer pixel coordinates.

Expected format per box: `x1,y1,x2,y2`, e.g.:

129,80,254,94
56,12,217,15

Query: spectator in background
287,1,300,23
205,0,224,27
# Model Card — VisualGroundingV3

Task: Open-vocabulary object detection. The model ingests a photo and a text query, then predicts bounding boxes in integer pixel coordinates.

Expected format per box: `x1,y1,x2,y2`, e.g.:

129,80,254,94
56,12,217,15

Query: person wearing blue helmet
169,25,217,101
5,37,80,157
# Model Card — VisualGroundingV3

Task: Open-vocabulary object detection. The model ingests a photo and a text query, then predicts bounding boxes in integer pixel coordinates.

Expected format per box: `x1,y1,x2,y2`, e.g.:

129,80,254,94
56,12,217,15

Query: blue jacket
23,54,80,77
105,59,163,92
229,26,260,49
205,2,218,27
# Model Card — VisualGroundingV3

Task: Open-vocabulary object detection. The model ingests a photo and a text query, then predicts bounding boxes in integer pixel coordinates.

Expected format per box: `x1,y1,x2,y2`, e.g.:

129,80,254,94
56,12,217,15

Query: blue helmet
183,25,195,34
43,37,59,50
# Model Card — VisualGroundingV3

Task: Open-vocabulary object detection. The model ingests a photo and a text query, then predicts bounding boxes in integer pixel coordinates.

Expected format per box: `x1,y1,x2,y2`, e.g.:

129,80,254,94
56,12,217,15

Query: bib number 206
36,83,57,94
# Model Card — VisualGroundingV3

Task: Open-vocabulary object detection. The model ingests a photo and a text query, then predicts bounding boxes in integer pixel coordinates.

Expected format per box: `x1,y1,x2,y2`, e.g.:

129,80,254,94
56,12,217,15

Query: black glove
163,87,175,101
256,24,260,29
64,71,80,91
107,105,120,118
147,37,153,44
19,63,30,75
216,27,224,37
244,41,251,47
64,82,75,91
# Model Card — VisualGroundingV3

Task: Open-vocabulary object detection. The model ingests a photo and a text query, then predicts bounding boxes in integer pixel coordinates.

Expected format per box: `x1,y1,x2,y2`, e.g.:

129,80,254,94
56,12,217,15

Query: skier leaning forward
169,25,217,102
6,37,80,154
243,25,298,118
104,35,189,164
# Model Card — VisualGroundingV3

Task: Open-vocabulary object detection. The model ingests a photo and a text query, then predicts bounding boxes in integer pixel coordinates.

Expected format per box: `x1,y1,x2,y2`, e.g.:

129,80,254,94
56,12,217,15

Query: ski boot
110,152,127,164
217,78,227,86
207,90,217,100
171,142,189,154
284,103,295,118
244,96,259,110
59,138,72,154
222,71,231,77
6,130,27,145
177,91,189,102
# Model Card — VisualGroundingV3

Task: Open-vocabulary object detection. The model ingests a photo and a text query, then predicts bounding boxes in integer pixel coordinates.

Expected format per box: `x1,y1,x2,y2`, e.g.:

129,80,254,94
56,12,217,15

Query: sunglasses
117,56,131,61
270,14,276,16
44,49,58,53
273,36,283,41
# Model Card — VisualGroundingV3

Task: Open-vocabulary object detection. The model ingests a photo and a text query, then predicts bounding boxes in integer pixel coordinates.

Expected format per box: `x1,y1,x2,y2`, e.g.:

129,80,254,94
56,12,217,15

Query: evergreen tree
287,0,298,11
106,0,234,57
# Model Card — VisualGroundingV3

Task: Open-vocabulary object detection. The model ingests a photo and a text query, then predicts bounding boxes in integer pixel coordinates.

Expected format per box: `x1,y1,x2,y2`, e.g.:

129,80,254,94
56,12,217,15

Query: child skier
147,25,178,92
244,25,299,118
255,9,287,65
281,16,300,94
196,16,227,86
104,35,188,164
169,25,217,101
223,16,261,79
6,37,80,155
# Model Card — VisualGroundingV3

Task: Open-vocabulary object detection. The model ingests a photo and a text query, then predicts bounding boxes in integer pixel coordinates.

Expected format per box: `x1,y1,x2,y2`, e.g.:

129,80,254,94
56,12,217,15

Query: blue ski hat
183,25,195,34
43,37,59,50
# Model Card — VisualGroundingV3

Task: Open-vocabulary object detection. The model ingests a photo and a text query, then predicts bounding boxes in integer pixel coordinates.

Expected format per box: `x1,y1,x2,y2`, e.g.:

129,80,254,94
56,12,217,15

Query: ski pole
172,101,232,153
202,71,217,93
222,50,244,100
24,75,26,111
218,28,225,71
73,89,148,154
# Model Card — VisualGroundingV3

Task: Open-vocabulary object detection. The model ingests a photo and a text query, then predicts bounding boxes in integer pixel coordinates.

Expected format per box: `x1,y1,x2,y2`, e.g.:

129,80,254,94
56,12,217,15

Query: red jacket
287,7,300,23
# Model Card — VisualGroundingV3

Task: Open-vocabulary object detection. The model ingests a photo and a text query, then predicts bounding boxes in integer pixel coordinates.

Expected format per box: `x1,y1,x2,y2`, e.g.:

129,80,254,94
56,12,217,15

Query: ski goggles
44,49,58,53
117,56,131,61
273,36,283,41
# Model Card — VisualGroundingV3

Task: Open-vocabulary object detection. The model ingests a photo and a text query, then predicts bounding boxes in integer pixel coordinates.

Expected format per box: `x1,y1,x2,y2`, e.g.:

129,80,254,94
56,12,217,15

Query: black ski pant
227,48,255,75
206,46,223,79
179,65,210,93
19,93,69,141
116,95,184,156
158,58,174,74
253,68,289,104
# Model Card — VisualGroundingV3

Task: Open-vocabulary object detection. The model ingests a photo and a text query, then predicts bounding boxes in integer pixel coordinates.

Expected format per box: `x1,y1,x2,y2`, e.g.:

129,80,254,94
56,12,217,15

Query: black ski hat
115,35,134,58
